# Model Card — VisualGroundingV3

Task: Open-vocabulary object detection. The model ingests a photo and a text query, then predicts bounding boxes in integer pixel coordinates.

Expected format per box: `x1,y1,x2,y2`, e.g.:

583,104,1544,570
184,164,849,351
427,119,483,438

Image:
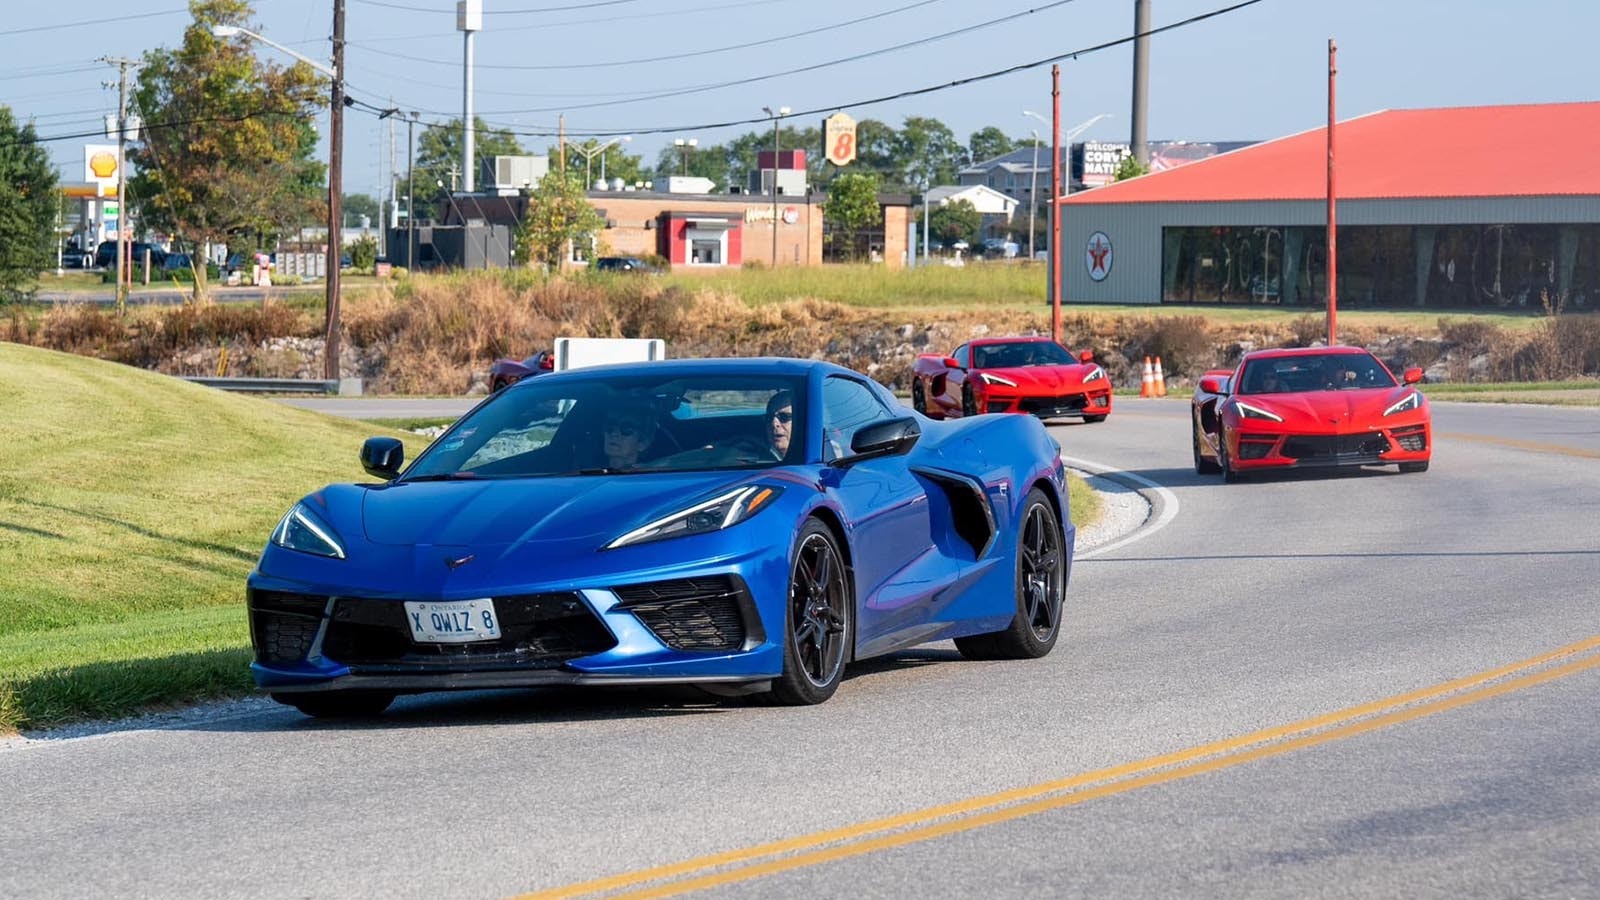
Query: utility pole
1130,0,1151,167
407,112,419,270
1326,38,1338,345
326,0,346,383
101,56,139,315
1050,64,1062,343
763,105,789,266
458,0,480,192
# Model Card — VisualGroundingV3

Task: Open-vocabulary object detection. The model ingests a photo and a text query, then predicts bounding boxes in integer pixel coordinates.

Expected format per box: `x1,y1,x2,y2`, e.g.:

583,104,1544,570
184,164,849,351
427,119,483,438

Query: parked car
912,337,1112,423
60,245,92,269
246,357,1073,717
95,241,167,269
487,350,554,392
596,256,661,274
1191,346,1431,481
163,253,192,272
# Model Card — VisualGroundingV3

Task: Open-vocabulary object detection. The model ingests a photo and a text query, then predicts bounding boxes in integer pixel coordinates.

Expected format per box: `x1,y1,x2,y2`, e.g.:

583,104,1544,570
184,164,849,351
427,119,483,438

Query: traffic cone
1140,357,1155,397
1153,356,1168,397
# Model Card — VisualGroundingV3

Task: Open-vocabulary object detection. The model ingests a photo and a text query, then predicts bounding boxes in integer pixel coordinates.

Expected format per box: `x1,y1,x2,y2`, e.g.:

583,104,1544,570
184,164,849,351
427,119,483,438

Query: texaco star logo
1085,231,1113,282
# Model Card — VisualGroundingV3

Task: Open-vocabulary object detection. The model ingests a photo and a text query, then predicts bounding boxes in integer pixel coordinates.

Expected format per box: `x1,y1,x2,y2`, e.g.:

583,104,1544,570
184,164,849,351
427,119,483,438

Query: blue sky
6,0,1599,196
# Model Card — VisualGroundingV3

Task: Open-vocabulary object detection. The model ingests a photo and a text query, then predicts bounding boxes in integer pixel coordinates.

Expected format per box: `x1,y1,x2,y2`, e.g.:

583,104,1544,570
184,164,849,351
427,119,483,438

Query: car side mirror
1402,367,1423,385
1078,350,1095,364
943,356,961,369
1199,375,1230,395
361,436,404,481
840,417,922,464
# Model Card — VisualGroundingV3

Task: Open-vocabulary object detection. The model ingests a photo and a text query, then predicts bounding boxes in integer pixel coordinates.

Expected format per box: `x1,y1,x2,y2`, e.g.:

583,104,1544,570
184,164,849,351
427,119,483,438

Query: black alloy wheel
912,379,928,414
273,690,396,719
768,519,851,705
1218,428,1240,483
955,487,1065,660
961,381,978,417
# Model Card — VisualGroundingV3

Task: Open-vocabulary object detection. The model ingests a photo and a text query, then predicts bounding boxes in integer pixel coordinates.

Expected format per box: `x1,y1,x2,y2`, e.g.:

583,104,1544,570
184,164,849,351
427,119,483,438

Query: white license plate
404,598,501,644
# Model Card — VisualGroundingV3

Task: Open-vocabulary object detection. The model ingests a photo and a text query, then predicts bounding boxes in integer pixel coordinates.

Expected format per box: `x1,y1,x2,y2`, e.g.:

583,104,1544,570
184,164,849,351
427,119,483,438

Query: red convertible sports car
488,350,554,393
912,337,1112,423
1192,346,1431,481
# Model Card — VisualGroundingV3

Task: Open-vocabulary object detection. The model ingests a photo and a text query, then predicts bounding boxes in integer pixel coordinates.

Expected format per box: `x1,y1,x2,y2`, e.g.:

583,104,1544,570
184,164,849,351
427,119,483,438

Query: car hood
979,364,1100,389
358,471,756,548
1238,386,1421,427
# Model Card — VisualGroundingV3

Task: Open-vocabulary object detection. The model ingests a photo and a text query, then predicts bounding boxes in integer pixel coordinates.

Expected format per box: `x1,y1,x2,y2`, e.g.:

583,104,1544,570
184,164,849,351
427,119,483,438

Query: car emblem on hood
445,554,476,570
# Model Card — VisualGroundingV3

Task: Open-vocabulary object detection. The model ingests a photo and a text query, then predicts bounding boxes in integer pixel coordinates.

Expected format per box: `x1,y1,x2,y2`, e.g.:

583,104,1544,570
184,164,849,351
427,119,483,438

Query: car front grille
315,592,616,670
249,590,328,665
1281,433,1391,461
612,575,758,652
1237,434,1280,460
1391,425,1427,452
1019,394,1087,415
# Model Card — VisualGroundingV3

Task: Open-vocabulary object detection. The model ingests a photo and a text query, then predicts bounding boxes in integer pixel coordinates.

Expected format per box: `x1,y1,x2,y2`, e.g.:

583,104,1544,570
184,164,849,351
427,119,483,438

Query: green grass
1423,380,1600,406
1066,472,1100,533
0,343,410,732
664,262,1049,307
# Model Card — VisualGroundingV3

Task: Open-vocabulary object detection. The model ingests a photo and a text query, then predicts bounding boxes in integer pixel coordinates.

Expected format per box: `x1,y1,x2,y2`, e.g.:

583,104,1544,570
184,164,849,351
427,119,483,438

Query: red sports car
1191,346,1430,481
488,350,554,393
912,337,1112,423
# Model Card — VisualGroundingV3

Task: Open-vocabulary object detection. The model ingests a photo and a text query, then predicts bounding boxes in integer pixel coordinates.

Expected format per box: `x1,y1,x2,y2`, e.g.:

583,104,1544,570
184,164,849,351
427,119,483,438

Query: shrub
348,235,378,270
1128,315,1216,377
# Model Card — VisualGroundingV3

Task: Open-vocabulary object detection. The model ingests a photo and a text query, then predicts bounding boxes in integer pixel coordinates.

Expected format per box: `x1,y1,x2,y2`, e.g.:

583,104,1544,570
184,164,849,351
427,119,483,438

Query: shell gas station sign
84,144,119,193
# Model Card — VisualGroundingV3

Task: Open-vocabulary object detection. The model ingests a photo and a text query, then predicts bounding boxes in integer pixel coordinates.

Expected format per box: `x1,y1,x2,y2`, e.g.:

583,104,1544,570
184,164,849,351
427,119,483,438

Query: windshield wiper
404,472,479,482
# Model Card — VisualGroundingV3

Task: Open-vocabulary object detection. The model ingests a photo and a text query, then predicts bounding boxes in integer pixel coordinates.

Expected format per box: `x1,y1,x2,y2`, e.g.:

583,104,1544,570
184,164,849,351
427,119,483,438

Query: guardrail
181,376,340,394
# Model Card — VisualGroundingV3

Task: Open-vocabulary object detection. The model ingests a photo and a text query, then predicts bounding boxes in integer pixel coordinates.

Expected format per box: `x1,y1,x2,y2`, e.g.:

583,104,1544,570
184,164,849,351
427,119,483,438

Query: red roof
1060,102,1600,204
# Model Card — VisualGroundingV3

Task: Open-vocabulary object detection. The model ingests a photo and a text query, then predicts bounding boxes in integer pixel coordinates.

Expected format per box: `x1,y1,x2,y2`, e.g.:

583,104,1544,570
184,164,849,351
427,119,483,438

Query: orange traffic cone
1153,356,1168,397
1140,357,1155,397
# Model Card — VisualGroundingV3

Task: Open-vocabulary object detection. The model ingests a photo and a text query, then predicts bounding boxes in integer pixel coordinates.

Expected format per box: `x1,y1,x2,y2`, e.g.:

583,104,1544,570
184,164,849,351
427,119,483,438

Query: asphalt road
3,398,1598,899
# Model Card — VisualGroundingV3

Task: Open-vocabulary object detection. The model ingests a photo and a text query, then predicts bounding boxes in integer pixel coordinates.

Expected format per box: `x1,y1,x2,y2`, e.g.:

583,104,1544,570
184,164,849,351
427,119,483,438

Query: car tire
1083,415,1107,424
912,379,928,414
1399,461,1430,473
1193,422,1220,474
272,691,395,719
955,487,1065,661
766,519,851,706
1218,430,1240,483
961,382,978,418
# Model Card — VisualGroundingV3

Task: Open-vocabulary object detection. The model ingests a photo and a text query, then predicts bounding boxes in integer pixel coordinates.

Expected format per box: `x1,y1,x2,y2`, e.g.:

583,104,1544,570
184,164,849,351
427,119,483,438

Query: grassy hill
0,343,408,732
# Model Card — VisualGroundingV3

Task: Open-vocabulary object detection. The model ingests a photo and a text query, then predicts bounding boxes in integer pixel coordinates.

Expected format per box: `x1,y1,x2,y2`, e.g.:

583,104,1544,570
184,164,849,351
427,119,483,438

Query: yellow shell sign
89,152,118,179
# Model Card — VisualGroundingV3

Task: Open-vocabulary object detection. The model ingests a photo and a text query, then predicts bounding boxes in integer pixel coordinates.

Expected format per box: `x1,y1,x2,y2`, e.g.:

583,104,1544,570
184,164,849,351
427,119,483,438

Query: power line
0,9,187,38
352,0,645,13
435,0,1268,138
474,0,1085,115
0,107,319,150
0,63,102,81
368,0,947,71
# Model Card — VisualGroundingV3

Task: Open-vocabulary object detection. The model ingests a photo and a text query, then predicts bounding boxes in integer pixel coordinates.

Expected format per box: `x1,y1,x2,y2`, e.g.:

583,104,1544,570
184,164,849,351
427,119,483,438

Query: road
2,399,1597,899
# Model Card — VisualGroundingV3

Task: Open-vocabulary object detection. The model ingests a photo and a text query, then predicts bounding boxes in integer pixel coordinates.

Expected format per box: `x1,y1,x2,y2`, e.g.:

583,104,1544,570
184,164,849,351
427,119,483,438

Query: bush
1128,315,1216,378
348,235,378,270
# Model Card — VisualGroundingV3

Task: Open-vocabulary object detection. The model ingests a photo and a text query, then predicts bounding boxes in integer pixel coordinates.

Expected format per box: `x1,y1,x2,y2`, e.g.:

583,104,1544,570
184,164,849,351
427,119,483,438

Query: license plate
404,598,501,644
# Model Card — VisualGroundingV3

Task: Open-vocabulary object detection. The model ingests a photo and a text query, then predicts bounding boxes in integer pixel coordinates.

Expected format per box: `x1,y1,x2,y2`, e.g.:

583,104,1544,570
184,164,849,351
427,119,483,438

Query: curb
1066,455,1180,558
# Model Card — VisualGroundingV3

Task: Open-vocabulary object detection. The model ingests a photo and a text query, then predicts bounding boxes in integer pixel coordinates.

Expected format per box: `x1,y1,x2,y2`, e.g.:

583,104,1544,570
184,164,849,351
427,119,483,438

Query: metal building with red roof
1058,102,1600,310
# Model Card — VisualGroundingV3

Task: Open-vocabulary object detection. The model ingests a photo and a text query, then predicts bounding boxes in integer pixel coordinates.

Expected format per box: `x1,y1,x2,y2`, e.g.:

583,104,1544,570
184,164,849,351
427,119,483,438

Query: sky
6,0,1600,199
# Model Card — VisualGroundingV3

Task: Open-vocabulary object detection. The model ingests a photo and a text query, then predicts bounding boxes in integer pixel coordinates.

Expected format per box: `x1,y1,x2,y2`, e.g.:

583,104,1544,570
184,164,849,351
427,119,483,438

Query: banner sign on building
1074,141,1131,188
823,112,857,166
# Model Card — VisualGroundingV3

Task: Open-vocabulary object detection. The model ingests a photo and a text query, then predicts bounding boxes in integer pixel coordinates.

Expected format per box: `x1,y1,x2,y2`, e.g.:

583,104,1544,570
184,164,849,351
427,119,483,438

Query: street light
213,19,345,384
569,136,632,190
761,105,789,266
673,137,698,175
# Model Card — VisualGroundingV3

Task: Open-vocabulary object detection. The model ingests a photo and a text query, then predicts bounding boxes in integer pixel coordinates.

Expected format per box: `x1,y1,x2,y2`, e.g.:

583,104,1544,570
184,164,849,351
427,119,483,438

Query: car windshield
972,342,1074,368
1240,353,1397,393
403,372,808,479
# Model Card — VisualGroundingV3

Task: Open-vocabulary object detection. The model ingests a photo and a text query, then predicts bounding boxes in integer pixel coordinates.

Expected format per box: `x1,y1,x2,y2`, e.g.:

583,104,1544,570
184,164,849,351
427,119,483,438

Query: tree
412,117,524,194
821,172,881,261
553,140,645,190
130,0,324,301
342,192,380,226
896,116,965,189
1115,155,1150,181
0,106,58,301
927,198,981,248
516,168,604,270
967,127,1015,166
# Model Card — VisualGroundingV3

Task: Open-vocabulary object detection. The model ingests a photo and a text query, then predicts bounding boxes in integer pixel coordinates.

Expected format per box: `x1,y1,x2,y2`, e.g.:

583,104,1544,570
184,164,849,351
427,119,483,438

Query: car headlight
271,502,346,559
1082,365,1105,383
606,485,783,549
1235,400,1284,422
978,372,1017,387
1384,392,1421,416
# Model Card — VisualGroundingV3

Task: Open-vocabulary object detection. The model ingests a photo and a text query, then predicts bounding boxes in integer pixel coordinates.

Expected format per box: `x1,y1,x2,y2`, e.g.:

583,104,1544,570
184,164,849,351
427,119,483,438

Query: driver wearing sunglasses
764,390,795,461
600,402,657,470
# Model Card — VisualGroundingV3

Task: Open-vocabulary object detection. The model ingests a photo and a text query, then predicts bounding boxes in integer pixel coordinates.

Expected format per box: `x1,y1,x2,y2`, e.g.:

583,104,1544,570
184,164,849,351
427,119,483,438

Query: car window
821,376,893,462
953,345,971,367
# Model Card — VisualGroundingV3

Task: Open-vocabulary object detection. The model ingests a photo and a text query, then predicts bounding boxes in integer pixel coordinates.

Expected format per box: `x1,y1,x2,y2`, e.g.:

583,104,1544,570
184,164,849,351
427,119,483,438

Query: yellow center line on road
517,634,1600,900
1437,431,1600,460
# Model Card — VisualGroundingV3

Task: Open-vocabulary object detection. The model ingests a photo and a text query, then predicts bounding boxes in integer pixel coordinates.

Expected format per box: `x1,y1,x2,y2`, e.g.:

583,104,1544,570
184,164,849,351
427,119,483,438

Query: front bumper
980,386,1113,419
248,568,783,693
1230,419,1431,470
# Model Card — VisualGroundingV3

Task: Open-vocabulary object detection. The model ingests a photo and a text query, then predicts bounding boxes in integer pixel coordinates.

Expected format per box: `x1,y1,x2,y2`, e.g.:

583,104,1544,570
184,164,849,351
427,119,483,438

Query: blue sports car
248,358,1074,717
